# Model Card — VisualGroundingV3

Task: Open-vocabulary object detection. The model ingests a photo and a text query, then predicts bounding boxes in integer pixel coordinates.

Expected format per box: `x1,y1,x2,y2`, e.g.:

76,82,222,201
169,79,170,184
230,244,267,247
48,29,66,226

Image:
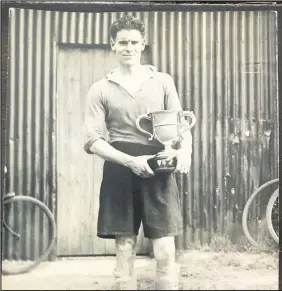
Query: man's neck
117,63,144,77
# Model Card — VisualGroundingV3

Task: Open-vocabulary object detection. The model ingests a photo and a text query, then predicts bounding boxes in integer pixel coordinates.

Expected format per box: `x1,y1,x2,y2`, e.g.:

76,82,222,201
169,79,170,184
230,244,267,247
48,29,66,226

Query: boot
115,276,137,290
155,276,178,290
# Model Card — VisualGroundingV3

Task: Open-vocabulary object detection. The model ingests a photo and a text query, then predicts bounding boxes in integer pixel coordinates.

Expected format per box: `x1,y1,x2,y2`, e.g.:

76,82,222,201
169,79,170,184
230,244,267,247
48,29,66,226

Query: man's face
110,29,145,66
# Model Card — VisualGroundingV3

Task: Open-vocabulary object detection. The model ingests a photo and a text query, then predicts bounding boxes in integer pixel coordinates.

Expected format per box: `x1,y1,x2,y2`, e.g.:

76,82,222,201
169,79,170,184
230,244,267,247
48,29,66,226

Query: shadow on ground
2,250,278,290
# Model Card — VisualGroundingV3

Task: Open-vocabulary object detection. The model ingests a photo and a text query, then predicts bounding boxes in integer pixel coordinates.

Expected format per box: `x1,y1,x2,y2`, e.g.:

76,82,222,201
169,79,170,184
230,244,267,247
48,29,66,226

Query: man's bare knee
116,235,137,253
152,237,175,266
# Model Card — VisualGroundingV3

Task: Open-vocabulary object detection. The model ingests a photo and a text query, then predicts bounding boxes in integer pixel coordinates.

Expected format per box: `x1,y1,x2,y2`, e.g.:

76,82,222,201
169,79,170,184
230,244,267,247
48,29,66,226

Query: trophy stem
163,142,173,152
156,142,173,159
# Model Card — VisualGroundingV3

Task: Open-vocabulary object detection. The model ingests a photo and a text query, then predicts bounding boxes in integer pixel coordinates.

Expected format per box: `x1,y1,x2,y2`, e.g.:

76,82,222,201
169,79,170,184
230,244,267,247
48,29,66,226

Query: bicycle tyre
266,188,279,244
242,178,279,249
2,195,56,275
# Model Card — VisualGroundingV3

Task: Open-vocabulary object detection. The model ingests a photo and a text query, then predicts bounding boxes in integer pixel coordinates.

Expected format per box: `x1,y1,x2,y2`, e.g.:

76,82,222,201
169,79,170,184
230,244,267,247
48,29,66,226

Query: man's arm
161,127,193,174
163,73,193,152
163,73,194,173
88,139,155,178
88,139,131,166
179,129,193,155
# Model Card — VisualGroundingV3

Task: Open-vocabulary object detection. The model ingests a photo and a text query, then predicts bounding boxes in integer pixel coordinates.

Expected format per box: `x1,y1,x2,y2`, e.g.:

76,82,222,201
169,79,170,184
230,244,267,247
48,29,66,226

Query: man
84,14,193,290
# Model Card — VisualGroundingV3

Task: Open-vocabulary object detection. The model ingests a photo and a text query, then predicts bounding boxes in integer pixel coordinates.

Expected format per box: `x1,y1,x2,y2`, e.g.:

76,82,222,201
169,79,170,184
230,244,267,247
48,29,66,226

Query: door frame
53,42,153,256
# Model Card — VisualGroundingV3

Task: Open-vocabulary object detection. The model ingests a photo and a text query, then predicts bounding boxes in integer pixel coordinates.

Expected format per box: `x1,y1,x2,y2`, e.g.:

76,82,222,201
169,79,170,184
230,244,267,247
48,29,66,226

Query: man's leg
114,235,138,290
152,236,179,290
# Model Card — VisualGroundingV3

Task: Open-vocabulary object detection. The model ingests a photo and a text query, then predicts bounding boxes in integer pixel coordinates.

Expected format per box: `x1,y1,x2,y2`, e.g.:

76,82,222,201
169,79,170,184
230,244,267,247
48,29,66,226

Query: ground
2,249,278,290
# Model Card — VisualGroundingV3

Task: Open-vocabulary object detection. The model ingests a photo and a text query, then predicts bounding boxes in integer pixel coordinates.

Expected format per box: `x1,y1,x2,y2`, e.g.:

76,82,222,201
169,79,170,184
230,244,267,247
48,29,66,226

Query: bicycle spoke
3,221,20,239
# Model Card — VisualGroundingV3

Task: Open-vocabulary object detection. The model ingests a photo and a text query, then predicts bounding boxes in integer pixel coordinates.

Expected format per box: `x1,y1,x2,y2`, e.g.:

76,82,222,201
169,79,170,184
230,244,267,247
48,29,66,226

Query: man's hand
127,155,156,178
164,149,192,174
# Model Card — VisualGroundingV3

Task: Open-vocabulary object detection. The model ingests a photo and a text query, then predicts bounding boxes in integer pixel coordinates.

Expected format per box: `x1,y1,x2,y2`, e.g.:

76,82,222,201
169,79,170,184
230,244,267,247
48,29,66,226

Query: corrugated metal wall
57,11,150,44
4,8,278,258
149,10,279,247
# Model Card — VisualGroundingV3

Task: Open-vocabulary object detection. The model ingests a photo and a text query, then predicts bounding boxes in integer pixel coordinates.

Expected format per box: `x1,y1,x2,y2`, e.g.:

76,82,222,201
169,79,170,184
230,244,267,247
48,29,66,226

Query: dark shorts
97,142,183,239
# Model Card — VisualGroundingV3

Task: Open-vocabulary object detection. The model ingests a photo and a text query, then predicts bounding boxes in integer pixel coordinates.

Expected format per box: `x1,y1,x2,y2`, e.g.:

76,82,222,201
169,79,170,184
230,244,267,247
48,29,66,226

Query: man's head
110,15,146,67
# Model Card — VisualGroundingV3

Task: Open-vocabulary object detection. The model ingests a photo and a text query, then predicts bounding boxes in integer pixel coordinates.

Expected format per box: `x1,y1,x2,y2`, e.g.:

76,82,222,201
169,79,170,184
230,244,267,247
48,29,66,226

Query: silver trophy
136,109,196,173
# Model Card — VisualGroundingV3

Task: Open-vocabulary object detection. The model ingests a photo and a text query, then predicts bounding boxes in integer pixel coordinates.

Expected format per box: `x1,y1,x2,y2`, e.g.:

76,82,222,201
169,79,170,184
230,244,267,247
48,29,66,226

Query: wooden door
56,45,152,256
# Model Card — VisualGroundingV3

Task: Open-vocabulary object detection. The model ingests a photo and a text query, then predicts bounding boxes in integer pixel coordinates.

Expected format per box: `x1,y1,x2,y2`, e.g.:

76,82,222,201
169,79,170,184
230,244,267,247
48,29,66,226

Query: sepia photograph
1,1,280,290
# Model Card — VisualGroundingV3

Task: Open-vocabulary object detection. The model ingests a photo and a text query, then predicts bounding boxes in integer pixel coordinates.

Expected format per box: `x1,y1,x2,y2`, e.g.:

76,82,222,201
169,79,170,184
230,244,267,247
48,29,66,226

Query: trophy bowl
136,110,196,174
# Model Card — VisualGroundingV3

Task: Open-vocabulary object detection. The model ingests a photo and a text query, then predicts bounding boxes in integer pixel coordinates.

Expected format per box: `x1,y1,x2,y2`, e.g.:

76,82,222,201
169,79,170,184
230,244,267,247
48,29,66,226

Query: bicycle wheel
266,188,279,244
242,179,279,249
2,195,56,275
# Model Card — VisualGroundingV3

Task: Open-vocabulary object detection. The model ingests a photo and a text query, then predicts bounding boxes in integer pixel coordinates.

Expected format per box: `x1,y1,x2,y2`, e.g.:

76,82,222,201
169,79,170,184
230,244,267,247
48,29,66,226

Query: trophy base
147,155,177,174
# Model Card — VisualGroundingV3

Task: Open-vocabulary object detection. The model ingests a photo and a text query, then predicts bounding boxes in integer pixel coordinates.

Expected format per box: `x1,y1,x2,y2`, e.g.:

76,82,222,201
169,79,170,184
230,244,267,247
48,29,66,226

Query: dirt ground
1,250,278,290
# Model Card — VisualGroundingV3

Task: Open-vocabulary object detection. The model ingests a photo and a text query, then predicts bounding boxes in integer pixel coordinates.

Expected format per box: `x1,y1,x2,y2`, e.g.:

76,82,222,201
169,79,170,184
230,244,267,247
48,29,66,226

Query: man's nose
125,42,134,51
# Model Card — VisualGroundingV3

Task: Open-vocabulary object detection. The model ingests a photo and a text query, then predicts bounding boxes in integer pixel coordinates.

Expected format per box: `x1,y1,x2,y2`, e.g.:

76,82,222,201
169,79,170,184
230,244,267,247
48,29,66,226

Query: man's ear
141,38,146,51
110,38,116,51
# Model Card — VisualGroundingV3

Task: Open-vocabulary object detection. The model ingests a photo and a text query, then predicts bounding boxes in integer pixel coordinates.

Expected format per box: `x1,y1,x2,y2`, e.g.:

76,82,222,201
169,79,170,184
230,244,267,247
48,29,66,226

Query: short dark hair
110,14,145,40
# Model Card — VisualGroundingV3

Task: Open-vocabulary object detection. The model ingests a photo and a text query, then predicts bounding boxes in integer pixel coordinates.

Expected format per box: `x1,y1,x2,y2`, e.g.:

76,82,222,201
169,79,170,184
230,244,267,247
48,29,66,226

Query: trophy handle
136,114,154,140
179,111,197,134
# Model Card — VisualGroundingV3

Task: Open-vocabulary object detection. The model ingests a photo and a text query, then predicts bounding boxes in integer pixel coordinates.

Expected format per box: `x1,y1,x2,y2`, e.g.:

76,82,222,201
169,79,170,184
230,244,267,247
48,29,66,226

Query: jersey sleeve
164,73,183,111
163,73,193,142
83,82,107,154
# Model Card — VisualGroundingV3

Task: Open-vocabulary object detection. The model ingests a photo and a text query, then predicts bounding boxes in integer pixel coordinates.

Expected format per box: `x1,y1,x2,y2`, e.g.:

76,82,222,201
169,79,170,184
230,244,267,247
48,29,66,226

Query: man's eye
119,41,127,45
132,42,138,45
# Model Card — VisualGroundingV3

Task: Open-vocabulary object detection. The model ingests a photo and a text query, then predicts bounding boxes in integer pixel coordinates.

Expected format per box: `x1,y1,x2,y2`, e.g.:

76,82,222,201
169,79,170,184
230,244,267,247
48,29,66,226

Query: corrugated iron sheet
4,8,278,258
4,8,57,260
57,11,150,44
149,10,278,247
